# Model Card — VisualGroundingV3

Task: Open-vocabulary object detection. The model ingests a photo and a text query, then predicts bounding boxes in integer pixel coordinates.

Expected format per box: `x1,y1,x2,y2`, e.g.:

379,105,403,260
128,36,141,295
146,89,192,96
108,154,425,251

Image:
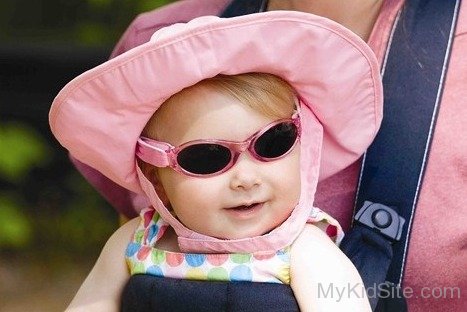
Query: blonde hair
200,73,296,118
143,72,296,139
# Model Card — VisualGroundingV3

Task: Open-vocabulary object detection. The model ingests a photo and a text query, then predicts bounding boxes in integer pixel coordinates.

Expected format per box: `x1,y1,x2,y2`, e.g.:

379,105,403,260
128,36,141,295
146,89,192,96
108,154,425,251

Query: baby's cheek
275,150,301,197
171,179,218,210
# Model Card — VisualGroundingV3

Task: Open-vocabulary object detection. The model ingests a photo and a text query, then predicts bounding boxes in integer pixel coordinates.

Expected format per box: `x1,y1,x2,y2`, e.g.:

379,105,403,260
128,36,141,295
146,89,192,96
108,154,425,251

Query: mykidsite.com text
317,282,461,302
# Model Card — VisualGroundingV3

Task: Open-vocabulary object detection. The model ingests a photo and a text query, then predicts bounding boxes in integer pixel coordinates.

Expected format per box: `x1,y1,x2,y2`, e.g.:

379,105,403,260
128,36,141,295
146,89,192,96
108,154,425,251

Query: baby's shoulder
295,223,335,243
290,224,352,272
101,217,140,257
291,223,342,256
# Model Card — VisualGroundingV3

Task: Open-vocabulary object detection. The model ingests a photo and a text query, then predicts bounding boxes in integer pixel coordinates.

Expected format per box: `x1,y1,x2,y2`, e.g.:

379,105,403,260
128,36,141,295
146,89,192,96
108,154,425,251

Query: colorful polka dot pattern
126,207,343,285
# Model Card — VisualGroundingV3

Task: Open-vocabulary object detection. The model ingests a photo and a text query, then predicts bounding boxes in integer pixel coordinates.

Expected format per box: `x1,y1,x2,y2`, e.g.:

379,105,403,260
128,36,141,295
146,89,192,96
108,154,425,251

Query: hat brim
50,11,382,194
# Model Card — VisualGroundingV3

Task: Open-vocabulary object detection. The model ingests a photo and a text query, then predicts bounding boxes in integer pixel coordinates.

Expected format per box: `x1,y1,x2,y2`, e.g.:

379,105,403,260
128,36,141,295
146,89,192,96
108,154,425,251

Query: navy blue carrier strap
121,274,299,311
340,0,461,311
220,0,268,17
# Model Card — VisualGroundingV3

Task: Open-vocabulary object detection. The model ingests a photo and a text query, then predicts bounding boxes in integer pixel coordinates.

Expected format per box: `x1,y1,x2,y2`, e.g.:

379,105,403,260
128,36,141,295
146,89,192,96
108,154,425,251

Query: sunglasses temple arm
136,138,172,168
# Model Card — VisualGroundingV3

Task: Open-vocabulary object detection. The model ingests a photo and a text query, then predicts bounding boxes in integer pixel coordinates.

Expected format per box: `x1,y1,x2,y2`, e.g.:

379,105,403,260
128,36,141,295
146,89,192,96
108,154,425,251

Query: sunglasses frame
137,114,301,178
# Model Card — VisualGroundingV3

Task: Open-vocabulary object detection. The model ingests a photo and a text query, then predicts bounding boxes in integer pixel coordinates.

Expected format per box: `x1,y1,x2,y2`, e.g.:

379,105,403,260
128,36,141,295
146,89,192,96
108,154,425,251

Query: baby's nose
229,153,262,190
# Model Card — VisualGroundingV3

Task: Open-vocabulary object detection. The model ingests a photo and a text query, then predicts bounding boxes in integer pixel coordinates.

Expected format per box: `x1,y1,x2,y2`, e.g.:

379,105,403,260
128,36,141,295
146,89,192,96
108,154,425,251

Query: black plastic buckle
355,201,405,241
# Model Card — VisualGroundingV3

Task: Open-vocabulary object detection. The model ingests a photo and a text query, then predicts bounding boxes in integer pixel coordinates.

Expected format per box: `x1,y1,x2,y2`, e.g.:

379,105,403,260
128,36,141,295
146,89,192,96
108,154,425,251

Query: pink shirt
85,0,467,310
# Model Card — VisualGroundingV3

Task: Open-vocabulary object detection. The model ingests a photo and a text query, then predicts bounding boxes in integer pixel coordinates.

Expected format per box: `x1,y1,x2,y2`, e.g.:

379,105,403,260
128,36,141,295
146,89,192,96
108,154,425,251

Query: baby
50,11,382,312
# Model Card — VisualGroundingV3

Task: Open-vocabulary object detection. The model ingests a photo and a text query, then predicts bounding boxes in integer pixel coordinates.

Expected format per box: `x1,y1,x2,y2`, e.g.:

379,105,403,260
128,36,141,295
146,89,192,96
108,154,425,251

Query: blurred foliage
0,121,118,253
33,171,119,256
0,0,175,47
0,122,49,248
0,0,175,256
0,194,32,248
0,122,50,183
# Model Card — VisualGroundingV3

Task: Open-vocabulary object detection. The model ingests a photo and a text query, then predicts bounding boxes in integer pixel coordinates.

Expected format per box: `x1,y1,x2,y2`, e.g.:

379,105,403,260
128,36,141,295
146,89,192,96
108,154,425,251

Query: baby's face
150,86,301,240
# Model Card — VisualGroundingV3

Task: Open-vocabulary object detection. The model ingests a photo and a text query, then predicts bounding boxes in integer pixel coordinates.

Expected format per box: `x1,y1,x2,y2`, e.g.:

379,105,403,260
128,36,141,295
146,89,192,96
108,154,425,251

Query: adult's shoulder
111,0,232,57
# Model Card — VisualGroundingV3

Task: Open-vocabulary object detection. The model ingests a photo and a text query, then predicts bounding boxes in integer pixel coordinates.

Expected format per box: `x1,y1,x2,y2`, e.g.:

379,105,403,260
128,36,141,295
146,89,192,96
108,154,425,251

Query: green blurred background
0,0,173,310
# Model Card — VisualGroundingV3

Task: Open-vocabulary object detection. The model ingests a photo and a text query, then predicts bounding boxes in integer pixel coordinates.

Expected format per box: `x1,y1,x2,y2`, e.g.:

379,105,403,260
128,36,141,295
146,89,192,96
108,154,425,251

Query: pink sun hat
49,11,382,197
50,11,383,253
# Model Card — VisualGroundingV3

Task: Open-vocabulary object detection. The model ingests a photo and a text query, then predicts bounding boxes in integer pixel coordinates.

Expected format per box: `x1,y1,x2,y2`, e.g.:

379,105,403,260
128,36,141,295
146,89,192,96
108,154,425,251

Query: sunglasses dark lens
254,122,298,159
177,144,231,174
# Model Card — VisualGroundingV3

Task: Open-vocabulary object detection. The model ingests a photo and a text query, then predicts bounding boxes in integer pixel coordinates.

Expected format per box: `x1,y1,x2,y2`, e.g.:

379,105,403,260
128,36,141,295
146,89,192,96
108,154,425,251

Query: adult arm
65,218,140,312
290,224,371,312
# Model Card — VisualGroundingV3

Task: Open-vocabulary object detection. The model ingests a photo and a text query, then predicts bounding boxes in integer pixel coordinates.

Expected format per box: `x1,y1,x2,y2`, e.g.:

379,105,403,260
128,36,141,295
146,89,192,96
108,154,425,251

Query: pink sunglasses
137,114,301,177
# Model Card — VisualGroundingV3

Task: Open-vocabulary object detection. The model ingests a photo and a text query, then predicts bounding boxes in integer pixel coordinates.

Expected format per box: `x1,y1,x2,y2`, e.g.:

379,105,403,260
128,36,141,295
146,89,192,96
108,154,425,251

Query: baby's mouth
224,202,265,218
233,203,256,210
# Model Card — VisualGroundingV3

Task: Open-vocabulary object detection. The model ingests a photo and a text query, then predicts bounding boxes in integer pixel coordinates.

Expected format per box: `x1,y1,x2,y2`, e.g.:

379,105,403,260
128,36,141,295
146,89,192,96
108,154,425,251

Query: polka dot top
125,207,343,284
